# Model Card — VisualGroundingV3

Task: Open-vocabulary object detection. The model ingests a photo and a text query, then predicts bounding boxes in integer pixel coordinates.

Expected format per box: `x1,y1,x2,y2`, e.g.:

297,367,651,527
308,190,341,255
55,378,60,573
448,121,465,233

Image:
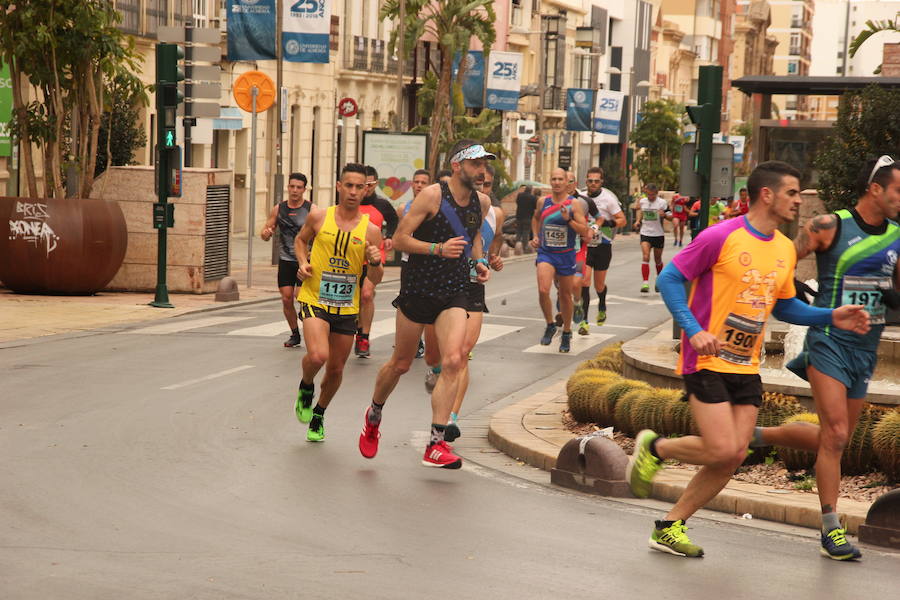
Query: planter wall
0,196,127,294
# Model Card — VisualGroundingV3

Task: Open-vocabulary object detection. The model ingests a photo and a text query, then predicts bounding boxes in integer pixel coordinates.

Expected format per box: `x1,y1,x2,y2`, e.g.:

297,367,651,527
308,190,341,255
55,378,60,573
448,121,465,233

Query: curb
487,381,872,535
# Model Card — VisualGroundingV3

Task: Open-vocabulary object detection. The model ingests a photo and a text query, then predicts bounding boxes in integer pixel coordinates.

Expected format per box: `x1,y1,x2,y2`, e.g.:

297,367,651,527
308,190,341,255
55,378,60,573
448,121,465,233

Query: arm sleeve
772,296,832,326
377,198,399,237
657,262,704,339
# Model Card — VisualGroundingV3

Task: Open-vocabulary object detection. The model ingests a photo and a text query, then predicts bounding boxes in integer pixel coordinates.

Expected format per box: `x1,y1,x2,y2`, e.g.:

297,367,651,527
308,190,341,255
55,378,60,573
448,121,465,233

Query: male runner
670,193,689,247
580,166,625,333
293,163,384,441
567,170,595,326
733,187,750,217
261,172,311,347
750,156,900,560
628,161,870,558
531,168,591,351
355,166,399,358
634,183,670,293
358,139,493,469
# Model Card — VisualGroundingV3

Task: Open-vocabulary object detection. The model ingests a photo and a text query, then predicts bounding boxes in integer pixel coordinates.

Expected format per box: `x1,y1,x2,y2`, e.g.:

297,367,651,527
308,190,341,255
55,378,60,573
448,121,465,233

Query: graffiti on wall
9,201,59,256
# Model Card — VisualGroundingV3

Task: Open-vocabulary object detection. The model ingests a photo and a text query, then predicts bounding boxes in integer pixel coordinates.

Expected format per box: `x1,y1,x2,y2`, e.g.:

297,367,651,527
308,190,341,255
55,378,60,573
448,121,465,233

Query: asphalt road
2,237,897,599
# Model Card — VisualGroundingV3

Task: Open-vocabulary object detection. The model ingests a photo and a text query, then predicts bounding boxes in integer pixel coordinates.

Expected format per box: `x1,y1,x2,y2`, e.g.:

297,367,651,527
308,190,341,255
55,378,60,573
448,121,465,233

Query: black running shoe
284,332,302,347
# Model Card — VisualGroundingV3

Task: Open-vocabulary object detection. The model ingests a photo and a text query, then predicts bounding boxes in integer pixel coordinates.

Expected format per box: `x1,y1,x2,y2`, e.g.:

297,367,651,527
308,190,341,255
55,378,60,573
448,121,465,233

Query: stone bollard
215,276,240,302
514,242,523,255
500,244,510,258
550,433,631,496
858,488,900,550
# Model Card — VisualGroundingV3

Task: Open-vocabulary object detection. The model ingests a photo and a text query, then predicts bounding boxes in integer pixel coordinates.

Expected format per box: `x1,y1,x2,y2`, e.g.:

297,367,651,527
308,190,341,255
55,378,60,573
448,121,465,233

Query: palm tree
849,18,900,74
380,0,496,175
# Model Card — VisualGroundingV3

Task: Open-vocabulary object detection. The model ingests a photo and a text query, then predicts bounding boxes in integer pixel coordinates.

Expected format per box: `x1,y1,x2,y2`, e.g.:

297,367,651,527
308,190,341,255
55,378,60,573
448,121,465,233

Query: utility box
90,166,232,293
679,142,734,198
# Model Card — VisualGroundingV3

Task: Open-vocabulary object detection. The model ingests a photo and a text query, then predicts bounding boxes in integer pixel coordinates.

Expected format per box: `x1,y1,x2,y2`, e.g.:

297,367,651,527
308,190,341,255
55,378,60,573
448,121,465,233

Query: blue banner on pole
227,0,276,61
452,51,484,108
566,88,594,132
283,0,331,63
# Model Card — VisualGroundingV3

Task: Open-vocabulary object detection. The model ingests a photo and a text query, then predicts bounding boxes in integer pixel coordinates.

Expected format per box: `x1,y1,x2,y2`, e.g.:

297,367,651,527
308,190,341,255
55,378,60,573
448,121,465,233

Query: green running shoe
649,520,704,557
306,415,325,442
596,309,607,325
577,320,590,336
573,303,584,325
627,429,663,498
295,387,314,423
640,283,650,294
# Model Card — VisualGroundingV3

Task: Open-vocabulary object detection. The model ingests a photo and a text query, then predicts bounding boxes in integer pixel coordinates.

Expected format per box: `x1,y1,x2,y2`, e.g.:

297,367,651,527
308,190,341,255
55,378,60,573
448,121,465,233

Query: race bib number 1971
842,276,890,325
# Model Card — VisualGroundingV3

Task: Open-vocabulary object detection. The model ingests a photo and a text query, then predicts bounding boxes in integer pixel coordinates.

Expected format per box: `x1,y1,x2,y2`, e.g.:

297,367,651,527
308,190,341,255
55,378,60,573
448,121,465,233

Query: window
145,0,168,34
789,32,801,55
574,54,594,89
115,0,140,34
193,0,208,28
544,36,558,86
787,60,798,74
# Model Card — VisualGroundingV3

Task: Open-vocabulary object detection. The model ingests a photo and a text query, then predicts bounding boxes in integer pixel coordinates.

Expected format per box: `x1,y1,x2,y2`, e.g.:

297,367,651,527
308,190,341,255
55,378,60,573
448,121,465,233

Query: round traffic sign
337,97,358,118
233,70,275,113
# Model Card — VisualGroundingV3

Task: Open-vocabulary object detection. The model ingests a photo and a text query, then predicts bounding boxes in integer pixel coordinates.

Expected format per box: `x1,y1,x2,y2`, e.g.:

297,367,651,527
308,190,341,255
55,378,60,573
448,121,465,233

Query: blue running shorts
786,327,877,399
536,249,577,277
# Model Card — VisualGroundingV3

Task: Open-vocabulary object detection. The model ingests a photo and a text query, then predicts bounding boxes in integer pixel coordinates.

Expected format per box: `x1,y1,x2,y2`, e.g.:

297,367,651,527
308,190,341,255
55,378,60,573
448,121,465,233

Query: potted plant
0,1,144,294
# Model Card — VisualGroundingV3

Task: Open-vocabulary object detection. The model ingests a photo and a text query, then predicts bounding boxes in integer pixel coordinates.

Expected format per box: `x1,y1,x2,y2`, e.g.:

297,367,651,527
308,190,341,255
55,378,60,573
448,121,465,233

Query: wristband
475,257,489,267
368,260,382,267
438,243,443,257
429,242,436,256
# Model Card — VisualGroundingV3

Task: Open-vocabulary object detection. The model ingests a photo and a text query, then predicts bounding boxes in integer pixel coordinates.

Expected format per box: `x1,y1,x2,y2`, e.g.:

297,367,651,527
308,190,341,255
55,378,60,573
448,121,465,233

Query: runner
670,193,689,247
516,185,538,252
293,163,384,442
628,160,870,558
407,169,433,360
358,139,493,469
580,166,625,333
634,183,670,293
531,168,592,352
354,165,399,358
749,156,900,560
567,170,599,326
733,188,750,217
261,173,312,347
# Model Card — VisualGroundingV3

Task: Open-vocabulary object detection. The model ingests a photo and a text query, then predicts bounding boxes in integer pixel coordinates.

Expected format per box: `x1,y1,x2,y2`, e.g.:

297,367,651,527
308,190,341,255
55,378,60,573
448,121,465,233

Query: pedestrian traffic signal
156,43,185,109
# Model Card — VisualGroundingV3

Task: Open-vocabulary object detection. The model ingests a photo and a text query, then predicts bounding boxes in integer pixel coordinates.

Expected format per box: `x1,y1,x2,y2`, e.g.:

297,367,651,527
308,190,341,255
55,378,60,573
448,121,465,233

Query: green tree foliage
0,0,144,198
814,85,900,211
630,100,682,190
380,0,496,175
849,19,899,74
95,74,147,177
600,152,627,202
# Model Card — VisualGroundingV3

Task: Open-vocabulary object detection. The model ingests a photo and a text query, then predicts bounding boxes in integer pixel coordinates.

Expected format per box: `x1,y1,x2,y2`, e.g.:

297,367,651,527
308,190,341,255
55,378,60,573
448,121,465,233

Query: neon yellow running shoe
306,415,325,442
649,520,704,557
626,429,663,498
295,387,314,423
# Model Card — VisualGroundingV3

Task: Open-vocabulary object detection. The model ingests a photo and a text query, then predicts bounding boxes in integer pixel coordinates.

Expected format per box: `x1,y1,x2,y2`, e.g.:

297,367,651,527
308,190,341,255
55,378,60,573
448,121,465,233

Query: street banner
593,90,625,136
361,131,429,210
565,88,594,132
227,0,276,61
283,0,331,63
486,51,523,111
730,135,745,162
0,60,12,156
452,51,484,108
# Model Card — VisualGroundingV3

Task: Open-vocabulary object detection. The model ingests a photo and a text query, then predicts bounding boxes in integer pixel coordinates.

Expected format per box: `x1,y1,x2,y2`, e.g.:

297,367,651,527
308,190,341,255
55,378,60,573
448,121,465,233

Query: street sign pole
183,21,192,167
248,87,258,289
686,65,723,234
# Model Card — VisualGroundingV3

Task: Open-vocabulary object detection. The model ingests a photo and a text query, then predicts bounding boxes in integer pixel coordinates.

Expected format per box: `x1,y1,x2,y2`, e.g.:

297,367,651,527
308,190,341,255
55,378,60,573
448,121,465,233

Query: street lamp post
535,14,561,183
607,66,650,228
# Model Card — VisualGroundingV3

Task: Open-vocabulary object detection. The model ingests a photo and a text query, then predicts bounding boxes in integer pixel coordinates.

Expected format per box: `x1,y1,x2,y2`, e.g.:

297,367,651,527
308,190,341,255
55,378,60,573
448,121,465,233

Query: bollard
550,433,631,496
215,276,240,302
858,488,900,550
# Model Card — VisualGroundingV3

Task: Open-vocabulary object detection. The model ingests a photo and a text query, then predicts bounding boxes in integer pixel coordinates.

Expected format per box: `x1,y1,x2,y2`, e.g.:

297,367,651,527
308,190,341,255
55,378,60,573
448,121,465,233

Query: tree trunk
429,46,454,175
9,60,38,198
79,69,102,199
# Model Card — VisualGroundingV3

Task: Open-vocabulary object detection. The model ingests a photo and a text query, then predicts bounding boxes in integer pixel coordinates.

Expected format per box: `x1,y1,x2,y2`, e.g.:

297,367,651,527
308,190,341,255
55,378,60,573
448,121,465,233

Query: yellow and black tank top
297,206,370,315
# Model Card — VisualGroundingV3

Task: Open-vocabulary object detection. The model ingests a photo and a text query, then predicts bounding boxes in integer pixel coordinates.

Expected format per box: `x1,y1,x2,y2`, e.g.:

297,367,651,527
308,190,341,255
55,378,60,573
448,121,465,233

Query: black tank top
401,181,483,299
277,200,311,261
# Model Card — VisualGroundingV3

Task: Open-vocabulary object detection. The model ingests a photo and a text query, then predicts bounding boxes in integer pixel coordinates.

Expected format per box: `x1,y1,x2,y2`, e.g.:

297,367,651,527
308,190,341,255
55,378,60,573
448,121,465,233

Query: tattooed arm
794,213,838,260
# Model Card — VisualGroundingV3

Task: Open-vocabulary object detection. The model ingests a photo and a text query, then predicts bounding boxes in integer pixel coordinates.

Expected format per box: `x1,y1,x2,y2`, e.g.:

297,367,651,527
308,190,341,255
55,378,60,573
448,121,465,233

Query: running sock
749,426,767,447
649,437,662,460
368,401,384,424
310,404,325,428
641,262,650,281
581,287,591,318
655,519,681,529
359,333,369,340
299,380,314,391
430,423,447,445
313,404,326,416
656,262,664,275
450,412,458,423
290,327,299,335
597,286,607,311
822,512,841,532
431,365,442,374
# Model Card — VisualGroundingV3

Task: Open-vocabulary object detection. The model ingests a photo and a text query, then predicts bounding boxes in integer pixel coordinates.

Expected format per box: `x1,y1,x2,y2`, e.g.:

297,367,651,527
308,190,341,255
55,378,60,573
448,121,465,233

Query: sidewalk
488,380,873,535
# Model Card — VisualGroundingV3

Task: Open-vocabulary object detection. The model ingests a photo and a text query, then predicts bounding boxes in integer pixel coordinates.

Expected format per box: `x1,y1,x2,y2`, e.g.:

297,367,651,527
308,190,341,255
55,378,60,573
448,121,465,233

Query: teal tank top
813,208,900,350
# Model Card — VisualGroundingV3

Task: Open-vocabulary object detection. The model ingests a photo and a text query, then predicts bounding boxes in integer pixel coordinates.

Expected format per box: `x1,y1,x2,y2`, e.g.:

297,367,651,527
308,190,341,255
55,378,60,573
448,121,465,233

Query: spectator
515,185,537,251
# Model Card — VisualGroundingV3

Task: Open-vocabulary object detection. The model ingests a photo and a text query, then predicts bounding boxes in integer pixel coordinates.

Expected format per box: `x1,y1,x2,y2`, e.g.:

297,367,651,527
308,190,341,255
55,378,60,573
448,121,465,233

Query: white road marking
474,323,523,343
227,321,291,337
121,316,253,335
606,294,664,305
162,365,255,390
368,317,396,341
523,333,615,355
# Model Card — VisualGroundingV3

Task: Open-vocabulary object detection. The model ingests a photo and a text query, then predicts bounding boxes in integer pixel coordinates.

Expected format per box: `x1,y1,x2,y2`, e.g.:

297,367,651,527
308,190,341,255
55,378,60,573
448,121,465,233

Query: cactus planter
872,410,900,483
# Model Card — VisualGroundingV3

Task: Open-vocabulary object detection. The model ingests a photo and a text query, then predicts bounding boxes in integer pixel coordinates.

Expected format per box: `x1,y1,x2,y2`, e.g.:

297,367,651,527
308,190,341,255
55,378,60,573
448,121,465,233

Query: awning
732,75,900,96
213,107,244,130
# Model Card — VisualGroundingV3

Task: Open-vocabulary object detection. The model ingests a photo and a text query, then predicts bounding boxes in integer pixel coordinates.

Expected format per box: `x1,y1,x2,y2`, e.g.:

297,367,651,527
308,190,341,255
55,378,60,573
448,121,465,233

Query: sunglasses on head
868,155,895,185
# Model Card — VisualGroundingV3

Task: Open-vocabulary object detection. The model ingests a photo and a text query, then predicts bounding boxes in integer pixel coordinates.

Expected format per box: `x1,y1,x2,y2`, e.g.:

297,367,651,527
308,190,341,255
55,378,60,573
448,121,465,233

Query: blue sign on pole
452,51,484,108
565,88,594,132
227,0,276,61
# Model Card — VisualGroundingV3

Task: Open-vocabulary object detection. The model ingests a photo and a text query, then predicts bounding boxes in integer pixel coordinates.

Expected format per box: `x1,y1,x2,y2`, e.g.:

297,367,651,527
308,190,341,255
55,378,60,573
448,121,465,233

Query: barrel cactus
775,413,820,471
872,410,900,483
662,395,697,436
630,388,682,435
567,369,618,423
757,392,804,427
614,387,653,436
842,403,894,475
601,379,651,427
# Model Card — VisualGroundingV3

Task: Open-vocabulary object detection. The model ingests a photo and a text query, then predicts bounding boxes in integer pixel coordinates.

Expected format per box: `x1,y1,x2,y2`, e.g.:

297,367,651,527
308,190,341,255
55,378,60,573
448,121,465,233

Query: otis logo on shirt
329,256,351,269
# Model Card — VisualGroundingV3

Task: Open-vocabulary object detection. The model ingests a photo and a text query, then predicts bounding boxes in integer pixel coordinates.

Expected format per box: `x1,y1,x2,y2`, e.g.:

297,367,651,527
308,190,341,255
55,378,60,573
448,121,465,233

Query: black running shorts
298,302,358,336
586,244,612,270
393,292,469,325
465,282,489,313
278,259,302,288
682,370,763,407
640,235,665,249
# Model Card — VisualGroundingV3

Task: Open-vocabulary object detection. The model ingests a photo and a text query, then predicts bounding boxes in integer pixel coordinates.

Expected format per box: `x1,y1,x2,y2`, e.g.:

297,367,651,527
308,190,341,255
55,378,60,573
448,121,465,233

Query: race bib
717,313,764,365
643,209,659,222
318,271,357,307
674,204,684,213
842,276,890,325
543,223,568,248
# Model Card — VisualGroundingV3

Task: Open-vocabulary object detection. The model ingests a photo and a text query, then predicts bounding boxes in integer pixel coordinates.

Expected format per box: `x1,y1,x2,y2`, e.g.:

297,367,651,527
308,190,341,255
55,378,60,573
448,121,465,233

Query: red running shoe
358,407,381,459
421,441,462,469
355,335,370,358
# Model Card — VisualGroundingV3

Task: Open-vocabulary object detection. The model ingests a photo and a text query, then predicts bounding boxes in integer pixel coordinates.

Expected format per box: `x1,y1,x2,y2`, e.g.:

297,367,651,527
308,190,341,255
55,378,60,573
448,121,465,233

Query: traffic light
156,43,185,148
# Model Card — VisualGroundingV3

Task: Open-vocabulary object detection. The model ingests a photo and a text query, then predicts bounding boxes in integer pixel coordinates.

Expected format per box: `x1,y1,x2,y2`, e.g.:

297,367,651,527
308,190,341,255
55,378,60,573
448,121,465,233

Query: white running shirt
639,197,669,237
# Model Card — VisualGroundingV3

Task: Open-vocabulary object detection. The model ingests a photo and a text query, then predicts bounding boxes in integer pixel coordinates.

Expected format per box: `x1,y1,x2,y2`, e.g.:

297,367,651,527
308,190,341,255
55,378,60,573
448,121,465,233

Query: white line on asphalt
121,316,254,335
474,323,523,343
606,294,664,305
162,365,255,390
226,322,290,337
368,317,396,340
522,333,614,355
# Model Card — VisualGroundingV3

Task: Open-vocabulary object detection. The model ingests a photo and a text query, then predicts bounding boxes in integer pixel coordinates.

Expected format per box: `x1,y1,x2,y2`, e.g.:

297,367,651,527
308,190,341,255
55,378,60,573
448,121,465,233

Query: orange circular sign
233,70,275,113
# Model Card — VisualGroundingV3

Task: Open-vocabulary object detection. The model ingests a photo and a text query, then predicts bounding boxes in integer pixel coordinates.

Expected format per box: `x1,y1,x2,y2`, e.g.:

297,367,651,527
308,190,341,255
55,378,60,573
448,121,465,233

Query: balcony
789,46,802,56
370,39,386,72
351,35,368,70
543,85,565,111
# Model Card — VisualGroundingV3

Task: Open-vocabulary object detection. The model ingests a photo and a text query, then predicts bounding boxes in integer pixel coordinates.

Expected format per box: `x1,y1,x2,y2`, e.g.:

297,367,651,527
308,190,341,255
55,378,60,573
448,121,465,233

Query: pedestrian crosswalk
119,313,616,356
